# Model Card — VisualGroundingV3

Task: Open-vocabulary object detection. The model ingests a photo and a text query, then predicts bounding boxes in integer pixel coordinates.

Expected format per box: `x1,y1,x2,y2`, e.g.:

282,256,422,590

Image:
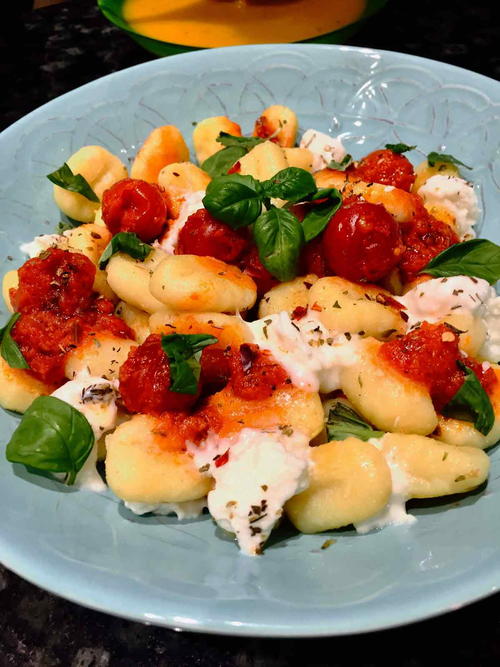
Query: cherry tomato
323,200,404,283
230,343,289,400
379,322,497,411
239,245,279,296
11,248,95,316
399,207,459,283
300,235,330,278
102,178,167,242
348,149,415,191
119,334,198,415
175,208,249,263
253,116,279,143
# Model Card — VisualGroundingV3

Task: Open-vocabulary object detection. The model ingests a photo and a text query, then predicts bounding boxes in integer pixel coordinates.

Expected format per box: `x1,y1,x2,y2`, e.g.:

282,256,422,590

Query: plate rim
2,42,500,637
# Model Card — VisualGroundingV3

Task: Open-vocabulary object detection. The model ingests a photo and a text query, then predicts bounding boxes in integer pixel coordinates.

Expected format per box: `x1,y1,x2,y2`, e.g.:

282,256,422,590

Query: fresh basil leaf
421,239,500,284
444,362,494,435
261,167,317,204
203,174,263,228
99,232,153,269
427,151,471,170
56,213,83,233
326,402,385,442
161,333,218,394
253,206,304,282
47,163,99,202
385,143,416,154
216,132,265,151
302,188,342,242
328,154,353,171
0,313,29,370
5,395,94,485
201,145,247,178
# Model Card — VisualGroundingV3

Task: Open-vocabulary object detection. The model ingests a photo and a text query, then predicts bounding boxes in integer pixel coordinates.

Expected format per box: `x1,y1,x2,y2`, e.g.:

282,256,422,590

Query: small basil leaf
99,232,153,269
326,402,385,442
5,395,94,485
216,132,265,151
309,188,336,201
421,239,500,284
385,143,416,154
0,313,29,369
201,145,247,178
261,167,317,203
328,154,353,171
444,362,494,435
161,333,218,394
302,188,342,242
203,174,263,228
47,163,100,202
253,206,304,282
427,151,472,170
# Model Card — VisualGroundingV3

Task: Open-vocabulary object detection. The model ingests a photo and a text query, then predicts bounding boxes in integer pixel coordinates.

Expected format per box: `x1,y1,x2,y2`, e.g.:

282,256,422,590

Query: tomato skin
230,343,290,400
399,208,459,283
348,149,415,191
200,346,232,394
253,116,279,143
323,200,404,283
175,208,249,263
119,334,198,415
239,245,279,296
102,178,167,242
12,248,95,316
301,235,330,278
379,322,497,411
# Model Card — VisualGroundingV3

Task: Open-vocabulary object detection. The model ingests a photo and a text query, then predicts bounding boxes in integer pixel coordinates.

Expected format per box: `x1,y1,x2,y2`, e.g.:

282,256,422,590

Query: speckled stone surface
1,1,500,664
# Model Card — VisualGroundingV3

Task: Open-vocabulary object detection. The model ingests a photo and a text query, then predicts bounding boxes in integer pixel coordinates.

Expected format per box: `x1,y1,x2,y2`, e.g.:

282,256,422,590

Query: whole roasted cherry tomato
102,178,167,242
301,235,330,278
119,334,198,414
239,245,279,296
348,149,415,191
399,207,459,283
176,208,249,263
323,200,404,283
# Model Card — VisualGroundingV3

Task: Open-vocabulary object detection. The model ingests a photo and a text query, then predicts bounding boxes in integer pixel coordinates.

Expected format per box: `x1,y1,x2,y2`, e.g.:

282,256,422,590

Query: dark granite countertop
1,1,500,664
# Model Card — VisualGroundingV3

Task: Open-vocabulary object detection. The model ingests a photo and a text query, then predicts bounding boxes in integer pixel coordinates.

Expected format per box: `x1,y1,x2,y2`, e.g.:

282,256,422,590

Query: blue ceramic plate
1,45,500,637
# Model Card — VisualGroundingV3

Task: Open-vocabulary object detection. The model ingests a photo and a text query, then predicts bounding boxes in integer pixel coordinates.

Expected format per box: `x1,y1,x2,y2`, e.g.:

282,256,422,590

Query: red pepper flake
292,305,308,320
227,161,241,174
215,450,229,468
310,302,323,312
376,293,405,310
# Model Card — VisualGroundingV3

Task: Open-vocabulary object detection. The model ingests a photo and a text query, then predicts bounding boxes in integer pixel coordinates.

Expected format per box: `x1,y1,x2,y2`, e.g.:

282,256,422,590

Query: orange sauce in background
122,0,367,48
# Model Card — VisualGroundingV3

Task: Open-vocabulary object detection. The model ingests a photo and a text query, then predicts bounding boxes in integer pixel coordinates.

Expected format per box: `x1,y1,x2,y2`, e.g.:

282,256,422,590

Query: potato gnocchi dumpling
0,356,54,413
258,274,318,318
64,333,136,381
286,437,392,533
131,125,190,183
106,249,167,313
192,116,242,164
150,254,257,313
53,146,127,222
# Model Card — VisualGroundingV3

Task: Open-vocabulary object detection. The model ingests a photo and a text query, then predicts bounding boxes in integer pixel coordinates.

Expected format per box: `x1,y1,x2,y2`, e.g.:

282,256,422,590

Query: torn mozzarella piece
417,174,479,240
51,373,118,492
124,498,207,520
20,233,68,257
397,276,493,329
355,436,416,533
189,428,311,556
247,311,359,393
299,129,347,172
156,190,205,254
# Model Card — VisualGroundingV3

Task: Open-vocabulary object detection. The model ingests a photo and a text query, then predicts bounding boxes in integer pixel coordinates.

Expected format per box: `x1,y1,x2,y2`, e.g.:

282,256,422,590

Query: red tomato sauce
229,343,290,400
399,208,458,283
10,248,133,385
348,149,416,192
379,322,496,411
